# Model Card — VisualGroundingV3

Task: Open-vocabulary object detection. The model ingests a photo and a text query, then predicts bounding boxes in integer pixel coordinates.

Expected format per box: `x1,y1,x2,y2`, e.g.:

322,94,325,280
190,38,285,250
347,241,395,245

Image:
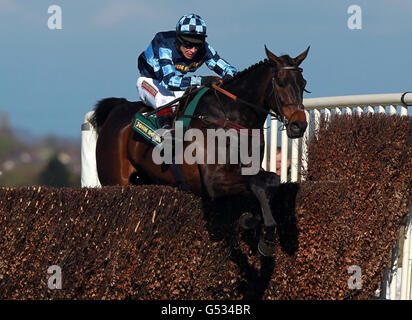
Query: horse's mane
222,59,269,85
222,54,295,85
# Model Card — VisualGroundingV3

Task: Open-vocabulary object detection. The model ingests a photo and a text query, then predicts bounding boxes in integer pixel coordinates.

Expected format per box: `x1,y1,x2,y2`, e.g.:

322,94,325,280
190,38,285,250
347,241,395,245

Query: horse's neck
223,64,272,126
225,63,271,102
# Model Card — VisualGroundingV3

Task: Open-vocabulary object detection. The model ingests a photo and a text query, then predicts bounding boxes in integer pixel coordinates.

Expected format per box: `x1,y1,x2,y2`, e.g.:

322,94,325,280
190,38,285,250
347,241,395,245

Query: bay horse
91,46,309,256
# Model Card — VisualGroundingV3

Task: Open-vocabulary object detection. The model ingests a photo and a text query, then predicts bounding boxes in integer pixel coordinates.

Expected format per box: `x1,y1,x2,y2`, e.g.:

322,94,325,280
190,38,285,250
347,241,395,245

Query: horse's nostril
291,123,300,132
291,121,307,132
287,121,308,138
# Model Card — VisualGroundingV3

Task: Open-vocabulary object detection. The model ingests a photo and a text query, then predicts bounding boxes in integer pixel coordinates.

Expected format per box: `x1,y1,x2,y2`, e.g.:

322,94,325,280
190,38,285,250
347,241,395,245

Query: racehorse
91,46,309,256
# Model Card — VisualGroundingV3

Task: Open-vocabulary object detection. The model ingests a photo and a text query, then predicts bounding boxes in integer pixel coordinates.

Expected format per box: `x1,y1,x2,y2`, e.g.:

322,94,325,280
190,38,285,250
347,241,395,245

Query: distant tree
38,154,71,187
0,112,12,136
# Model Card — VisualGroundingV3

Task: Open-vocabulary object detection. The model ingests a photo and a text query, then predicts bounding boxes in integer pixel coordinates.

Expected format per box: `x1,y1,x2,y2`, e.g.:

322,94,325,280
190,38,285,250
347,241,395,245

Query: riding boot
156,114,175,149
156,106,174,132
156,114,173,131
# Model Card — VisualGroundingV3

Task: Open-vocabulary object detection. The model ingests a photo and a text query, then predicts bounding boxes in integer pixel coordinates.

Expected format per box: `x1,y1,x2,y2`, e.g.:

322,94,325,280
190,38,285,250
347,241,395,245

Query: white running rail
81,111,101,188
262,92,412,300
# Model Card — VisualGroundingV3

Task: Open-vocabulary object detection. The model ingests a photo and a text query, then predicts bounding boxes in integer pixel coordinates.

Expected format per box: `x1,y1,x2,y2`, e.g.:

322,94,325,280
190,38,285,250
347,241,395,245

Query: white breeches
136,77,185,109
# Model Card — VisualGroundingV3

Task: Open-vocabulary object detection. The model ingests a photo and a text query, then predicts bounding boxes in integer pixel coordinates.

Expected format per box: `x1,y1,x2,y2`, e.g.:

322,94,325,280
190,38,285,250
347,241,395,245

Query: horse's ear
294,46,310,66
265,45,279,66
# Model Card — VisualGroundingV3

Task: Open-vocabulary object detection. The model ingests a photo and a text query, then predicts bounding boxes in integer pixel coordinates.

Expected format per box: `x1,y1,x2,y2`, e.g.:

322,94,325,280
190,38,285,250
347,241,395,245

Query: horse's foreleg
248,171,280,256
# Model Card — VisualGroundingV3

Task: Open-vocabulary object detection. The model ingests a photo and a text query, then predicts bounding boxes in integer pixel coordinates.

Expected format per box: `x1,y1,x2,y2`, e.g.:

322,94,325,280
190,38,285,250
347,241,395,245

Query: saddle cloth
132,87,209,146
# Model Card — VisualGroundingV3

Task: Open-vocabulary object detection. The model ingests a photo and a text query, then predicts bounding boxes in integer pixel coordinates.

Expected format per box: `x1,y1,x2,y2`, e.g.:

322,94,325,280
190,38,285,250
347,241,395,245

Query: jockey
137,13,238,131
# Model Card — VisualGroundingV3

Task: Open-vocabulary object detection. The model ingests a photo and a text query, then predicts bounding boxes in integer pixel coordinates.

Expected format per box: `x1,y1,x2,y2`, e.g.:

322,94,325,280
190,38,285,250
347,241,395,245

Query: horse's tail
90,97,129,130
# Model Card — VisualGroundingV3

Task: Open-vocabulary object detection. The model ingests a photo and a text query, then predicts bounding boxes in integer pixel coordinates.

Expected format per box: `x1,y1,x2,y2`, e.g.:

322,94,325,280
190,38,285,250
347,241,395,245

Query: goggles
177,35,204,50
181,41,203,50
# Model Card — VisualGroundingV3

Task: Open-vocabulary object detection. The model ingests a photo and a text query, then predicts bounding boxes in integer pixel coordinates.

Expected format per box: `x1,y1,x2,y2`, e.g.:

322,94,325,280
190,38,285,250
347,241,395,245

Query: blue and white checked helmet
176,14,207,40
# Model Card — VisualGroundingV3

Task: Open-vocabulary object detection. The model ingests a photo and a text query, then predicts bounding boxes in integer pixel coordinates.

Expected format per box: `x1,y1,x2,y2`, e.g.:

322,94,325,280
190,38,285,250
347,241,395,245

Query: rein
211,84,280,120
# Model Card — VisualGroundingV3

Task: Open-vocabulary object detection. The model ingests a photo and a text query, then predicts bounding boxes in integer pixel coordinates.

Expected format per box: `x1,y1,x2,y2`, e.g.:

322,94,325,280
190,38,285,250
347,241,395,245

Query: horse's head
264,46,309,139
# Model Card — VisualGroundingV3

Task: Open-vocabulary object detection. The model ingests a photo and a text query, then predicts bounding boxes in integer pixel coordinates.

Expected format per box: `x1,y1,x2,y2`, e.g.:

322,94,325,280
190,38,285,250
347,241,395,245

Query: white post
407,211,412,299
400,106,408,116
313,109,321,133
400,205,412,299
269,119,278,173
300,110,311,179
81,111,102,187
290,138,299,182
335,107,342,116
280,129,288,182
389,241,400,300
324,108,331,122
377,105,386,114
262,117,269,170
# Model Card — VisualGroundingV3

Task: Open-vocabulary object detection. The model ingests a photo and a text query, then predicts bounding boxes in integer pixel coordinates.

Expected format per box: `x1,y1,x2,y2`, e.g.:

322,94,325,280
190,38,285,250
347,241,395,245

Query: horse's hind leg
96,121,135,186
249,171,280,256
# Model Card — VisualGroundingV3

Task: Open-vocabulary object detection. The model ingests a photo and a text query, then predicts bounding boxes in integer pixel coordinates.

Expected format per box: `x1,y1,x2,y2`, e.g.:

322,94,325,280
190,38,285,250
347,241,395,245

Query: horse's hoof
258,238,276,257
239,212,260,230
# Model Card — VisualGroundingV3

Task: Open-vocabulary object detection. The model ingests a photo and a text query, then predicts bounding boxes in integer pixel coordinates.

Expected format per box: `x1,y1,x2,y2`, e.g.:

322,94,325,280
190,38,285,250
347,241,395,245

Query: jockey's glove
201,76,222,87
222,74,234,82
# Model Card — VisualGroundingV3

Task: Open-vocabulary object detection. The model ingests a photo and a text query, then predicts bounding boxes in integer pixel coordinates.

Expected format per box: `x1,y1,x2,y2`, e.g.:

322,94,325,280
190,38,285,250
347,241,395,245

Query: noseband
269,66,306,125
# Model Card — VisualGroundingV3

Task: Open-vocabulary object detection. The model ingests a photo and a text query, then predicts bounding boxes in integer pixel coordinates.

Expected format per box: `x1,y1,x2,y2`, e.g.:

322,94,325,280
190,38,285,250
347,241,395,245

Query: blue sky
0,0,411,138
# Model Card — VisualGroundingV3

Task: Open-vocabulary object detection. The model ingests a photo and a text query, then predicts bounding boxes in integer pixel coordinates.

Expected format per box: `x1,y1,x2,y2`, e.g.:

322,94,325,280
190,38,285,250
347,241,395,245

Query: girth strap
170,156,190,191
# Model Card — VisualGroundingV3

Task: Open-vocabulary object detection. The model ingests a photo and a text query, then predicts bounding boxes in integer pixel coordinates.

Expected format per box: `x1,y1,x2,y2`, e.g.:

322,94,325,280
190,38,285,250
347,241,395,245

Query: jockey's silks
138,31,237,92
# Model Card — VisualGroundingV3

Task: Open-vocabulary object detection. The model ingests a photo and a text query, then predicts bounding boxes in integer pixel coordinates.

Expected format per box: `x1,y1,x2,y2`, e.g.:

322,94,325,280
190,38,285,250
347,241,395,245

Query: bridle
268,66,308,125
210,64,308,129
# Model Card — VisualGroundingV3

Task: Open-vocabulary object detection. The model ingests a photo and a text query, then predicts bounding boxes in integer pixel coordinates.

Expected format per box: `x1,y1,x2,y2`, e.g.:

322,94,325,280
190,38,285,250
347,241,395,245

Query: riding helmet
176,13,207,44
